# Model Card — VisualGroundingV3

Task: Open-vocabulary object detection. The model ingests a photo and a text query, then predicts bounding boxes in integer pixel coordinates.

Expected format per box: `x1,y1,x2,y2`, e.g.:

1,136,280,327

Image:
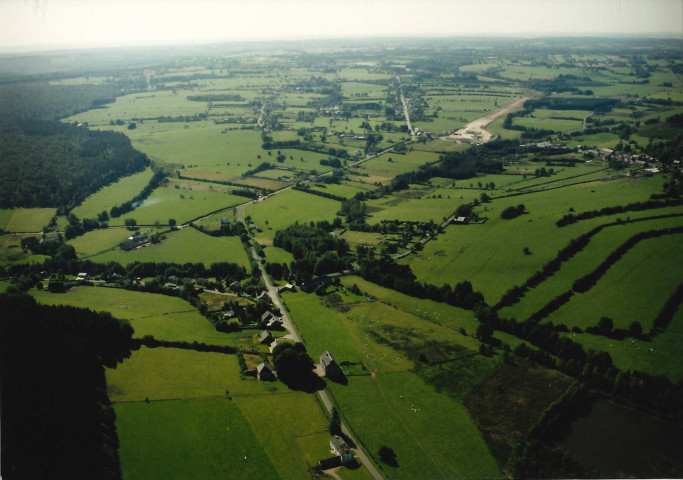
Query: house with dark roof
320,351,344,379
259,330,274,345
257,363,276,381
318,456,342,470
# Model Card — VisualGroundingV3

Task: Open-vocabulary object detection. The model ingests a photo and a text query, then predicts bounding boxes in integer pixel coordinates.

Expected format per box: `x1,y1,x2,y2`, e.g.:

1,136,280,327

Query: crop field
353,151,439,184
72,168,154,219
124,122,263,174
245,188,342,244
66,90,213,126
88,227,250,268
3,208,56,232
31,286,239,345
309,181,372,199
283,287,501,478
115,398,279,480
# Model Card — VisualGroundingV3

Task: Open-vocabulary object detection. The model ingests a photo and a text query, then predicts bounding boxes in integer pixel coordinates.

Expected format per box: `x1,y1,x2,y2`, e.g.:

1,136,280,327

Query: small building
256,290,269,301
330,435,354,464
279,283,296,293
318,456,342,470
119,233,150,251
76,272,88,281
268,318,284,330
320,351,344,379
257,363,276,381
259,330,274,345
269,339,281,353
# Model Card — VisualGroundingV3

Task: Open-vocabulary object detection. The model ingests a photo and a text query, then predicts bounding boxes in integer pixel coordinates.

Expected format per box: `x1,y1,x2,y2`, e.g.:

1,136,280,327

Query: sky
1,0,682,52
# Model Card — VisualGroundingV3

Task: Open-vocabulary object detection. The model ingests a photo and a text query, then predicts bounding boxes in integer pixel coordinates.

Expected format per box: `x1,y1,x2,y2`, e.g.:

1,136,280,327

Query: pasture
402,175,666,303
544,232,683,331
329,372,501,480
115,398,278,480
72,168,154,219
282,287,501,478
31,286,239,345
499,212,683,321
88,227,251,268
107,179,247,226
67,228,139,257
244,188,342,244
3,208,56,232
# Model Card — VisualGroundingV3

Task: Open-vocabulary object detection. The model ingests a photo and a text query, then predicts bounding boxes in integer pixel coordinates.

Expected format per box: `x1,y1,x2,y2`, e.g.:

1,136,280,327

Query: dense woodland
0,119,149,209
0,294,136,480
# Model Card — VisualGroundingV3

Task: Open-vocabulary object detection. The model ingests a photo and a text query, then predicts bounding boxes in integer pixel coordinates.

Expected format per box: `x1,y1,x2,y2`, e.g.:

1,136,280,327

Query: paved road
318,390,384,480
237,199,382,478
396,76,416,140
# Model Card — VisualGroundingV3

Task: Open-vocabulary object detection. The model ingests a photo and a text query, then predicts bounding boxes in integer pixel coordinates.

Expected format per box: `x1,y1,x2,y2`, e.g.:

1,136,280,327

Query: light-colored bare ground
445,96,528,143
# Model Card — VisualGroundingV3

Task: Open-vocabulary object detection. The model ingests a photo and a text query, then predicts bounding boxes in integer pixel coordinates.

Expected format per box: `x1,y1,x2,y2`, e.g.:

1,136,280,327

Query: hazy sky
1,0,682,51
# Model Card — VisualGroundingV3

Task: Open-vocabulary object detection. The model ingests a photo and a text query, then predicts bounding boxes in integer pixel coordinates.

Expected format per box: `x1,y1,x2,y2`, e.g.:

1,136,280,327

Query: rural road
236,189,383,479
396,76,416,139
318,390,384,480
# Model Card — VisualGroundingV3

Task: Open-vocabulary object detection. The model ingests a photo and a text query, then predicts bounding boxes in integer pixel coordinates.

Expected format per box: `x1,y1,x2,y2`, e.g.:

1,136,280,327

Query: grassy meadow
87,227,251,268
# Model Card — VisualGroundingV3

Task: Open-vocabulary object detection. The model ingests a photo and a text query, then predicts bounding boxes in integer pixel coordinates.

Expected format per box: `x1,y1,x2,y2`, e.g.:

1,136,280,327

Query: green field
329,372,501,480
499,212,683,321
263,246,293,264
31,287,240,345
3,208,56,232
72,168,154,219
545,233,683,331
245,188,342,244
0,209,13,230
67,227,141,256
107,179,247,226
402,175,666,302
115,398,279,480
88,227,251,268
107,347,241,401
566,306,683,382
282,288,501,478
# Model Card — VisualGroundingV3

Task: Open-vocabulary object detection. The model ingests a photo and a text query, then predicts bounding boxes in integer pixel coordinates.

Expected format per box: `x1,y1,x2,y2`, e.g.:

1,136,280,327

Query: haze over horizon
1,0,682,53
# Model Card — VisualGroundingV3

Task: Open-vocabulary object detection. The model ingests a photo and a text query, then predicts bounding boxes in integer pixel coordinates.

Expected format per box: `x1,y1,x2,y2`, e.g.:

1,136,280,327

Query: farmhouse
259,330,274,345
256,363,276,381
119,233,149,251
330,435,354,464
320,351,344,379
